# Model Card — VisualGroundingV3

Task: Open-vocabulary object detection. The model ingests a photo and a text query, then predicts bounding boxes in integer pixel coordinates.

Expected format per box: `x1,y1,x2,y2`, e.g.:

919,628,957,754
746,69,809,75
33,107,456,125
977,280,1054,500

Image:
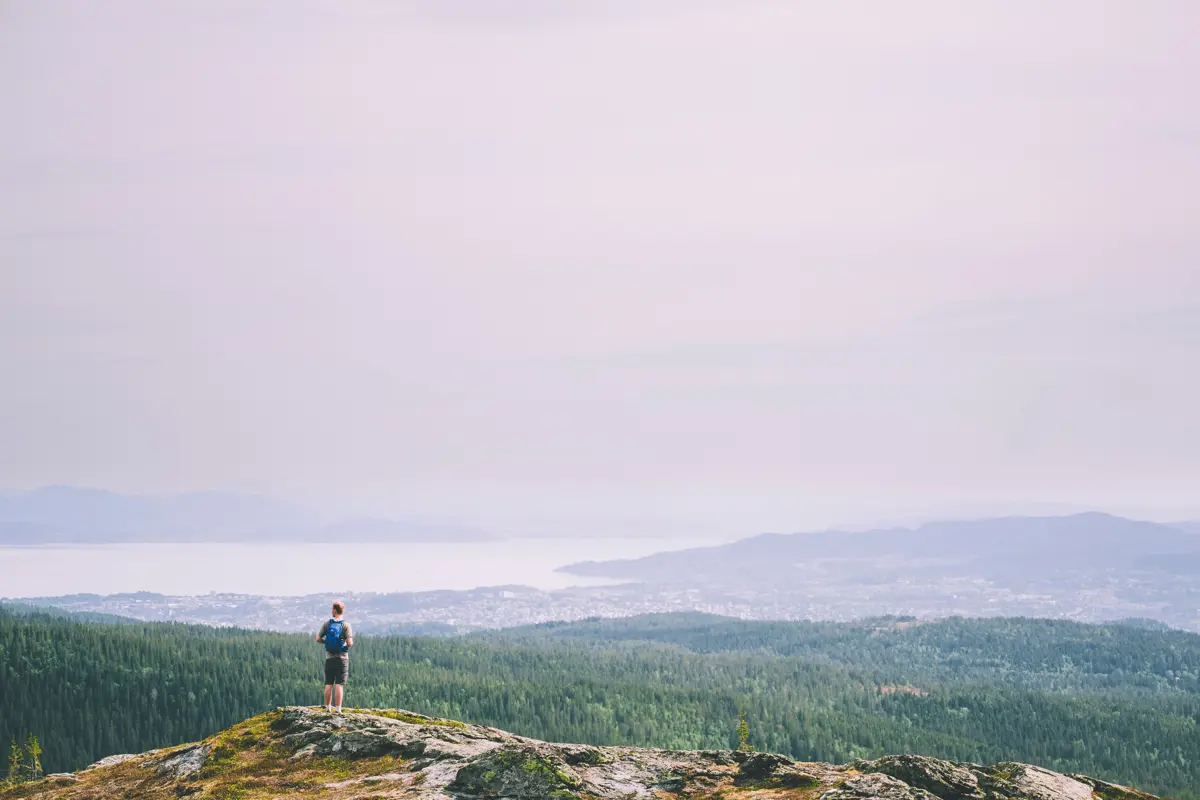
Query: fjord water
0,536,721,597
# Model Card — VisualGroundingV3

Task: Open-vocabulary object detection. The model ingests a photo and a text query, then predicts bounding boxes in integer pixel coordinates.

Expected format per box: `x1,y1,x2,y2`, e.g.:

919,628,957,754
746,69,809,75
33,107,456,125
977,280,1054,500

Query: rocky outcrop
735,751,820,788
989,763,1093,800
855,755,983,798
148,745,209,779
823,772,940,800
2,707,1163,800
82,753,155,770
1069,775,1160,800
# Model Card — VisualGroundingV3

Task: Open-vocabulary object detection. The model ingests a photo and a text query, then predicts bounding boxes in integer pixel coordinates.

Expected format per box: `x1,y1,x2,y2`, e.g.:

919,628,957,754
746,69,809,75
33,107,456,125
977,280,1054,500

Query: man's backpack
324,618,349,654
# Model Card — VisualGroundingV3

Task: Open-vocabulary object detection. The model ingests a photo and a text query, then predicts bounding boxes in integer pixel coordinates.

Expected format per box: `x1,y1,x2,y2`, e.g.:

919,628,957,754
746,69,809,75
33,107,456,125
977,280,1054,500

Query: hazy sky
2,1,1198,528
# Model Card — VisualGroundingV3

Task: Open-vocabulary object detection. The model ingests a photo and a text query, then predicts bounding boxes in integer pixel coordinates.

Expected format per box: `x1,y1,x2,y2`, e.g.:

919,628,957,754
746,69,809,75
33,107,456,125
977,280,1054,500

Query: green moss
207,783,249,800
0,781,46,800
448,746,582,799
204,710,283,768
570,749,609,766
307,757,353,782
1094,784,1150,800
223,712,280,740
741,774,820,791
197,746,238,780
200,776,275,800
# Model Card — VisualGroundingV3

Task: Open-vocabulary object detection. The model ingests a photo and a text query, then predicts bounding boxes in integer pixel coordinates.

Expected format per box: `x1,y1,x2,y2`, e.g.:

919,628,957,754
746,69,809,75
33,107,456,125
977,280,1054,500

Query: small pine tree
23,734,42,780
736,709,755,752
6,737,24,787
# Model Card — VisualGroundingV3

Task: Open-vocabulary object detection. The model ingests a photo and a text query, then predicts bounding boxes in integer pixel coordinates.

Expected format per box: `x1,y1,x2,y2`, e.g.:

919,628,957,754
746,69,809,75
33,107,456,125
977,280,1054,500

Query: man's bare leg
324,684,333,711
333,685,344,711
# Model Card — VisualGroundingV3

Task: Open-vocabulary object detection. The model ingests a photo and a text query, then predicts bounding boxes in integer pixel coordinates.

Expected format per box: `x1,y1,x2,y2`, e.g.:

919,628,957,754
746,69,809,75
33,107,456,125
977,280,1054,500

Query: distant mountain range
11,510,1200,631
560,512,1200,584
0,486,494,544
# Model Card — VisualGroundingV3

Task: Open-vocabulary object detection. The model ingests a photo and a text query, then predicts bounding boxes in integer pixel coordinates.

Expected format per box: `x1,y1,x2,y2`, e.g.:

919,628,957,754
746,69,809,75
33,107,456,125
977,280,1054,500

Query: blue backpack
324,618,349,654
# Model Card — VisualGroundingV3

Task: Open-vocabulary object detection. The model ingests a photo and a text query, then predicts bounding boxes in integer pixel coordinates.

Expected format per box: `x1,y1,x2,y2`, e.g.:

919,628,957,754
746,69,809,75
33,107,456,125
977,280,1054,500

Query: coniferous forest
2,607,1198,798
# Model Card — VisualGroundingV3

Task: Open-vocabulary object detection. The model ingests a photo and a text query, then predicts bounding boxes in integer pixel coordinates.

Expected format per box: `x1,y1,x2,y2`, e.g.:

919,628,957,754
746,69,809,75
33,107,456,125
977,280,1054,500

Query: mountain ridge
1,706,1160,800
0,486,493,544
559,512,1200,581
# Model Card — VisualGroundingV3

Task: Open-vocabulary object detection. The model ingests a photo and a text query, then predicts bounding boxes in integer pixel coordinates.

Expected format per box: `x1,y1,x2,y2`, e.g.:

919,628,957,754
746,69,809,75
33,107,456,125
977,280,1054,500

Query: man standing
316,600,354,713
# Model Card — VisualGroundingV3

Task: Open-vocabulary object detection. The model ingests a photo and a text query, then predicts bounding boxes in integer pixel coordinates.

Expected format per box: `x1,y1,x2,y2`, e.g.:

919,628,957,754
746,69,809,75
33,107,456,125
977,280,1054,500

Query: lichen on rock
150,745,209,779
447,744,582,799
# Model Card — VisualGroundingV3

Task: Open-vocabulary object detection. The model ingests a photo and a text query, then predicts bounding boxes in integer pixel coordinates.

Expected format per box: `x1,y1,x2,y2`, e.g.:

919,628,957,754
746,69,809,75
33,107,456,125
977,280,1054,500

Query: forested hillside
2,607,1198,798
487,612,1200,693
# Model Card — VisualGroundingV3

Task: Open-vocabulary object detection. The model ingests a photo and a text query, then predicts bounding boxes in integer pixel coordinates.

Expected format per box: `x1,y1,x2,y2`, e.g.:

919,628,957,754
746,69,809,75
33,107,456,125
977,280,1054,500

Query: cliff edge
1,707,1164,800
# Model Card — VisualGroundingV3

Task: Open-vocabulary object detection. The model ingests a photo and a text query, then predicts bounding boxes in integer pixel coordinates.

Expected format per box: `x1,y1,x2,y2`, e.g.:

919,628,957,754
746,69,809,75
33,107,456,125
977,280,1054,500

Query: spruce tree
24,734,42,780
736,709,755,752
6,737,23,787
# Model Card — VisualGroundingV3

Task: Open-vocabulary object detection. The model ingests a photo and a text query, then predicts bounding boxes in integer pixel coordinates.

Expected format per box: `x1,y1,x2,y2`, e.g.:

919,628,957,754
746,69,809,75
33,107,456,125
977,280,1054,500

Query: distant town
14,562,1197,633
7,509,1200,633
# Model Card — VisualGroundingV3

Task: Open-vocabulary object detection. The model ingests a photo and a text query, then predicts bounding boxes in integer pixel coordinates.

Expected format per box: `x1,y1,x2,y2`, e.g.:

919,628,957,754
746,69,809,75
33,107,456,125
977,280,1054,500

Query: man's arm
316,620,328,643
345,623,354,649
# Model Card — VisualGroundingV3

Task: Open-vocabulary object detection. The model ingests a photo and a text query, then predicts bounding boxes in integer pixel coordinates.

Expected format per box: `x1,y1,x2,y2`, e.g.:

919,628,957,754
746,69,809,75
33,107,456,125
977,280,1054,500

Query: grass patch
214,712,282,749
206,784,248,800
307,758,353,782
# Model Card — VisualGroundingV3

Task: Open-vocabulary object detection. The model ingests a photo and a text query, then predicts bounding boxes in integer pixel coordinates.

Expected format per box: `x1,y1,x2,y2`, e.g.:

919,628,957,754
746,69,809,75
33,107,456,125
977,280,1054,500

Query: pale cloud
1,1,1197,526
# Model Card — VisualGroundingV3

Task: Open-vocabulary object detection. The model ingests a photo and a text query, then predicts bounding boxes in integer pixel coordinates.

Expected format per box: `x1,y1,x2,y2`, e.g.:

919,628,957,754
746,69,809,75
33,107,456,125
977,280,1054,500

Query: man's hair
331,600,345,615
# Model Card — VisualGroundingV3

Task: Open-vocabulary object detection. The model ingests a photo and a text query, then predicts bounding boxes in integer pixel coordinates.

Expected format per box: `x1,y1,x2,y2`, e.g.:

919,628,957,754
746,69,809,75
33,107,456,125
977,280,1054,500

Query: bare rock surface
150,744,210,779
3,707,1163,800
992,763,1094,800
83,753,157,770
822,772,940,800
1068,775,1159,800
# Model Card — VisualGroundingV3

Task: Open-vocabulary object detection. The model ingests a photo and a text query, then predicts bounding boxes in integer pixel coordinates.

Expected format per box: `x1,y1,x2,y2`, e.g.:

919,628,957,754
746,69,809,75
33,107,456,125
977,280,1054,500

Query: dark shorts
324,656,349,685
